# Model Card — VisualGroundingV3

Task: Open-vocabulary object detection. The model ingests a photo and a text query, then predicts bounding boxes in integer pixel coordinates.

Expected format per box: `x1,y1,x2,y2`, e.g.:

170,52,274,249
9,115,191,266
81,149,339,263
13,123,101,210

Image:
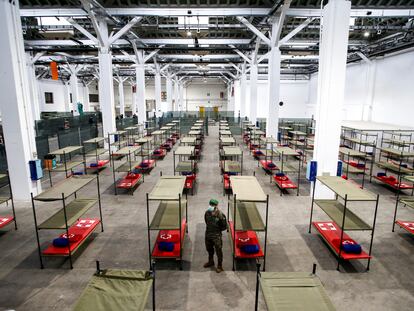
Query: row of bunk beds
219,120,243,195
242,122,303,195
340,128,414,236
172,119,205,195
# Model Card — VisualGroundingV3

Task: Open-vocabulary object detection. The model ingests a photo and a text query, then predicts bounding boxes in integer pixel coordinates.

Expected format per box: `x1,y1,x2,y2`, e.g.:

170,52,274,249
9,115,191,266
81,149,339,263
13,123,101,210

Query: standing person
204,199,227,273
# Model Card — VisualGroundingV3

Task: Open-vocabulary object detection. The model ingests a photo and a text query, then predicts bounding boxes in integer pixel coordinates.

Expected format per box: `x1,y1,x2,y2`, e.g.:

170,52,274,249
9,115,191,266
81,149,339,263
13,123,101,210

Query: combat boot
203,259,215,268
216,265,224,273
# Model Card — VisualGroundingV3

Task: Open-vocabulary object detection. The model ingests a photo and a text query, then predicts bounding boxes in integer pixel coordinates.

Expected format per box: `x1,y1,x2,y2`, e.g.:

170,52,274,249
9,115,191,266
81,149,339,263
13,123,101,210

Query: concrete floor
0,125,413,310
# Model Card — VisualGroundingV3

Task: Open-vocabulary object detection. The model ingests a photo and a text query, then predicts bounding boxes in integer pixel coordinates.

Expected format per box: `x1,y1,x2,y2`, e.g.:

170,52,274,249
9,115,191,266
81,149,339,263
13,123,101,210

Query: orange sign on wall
50,62,58,80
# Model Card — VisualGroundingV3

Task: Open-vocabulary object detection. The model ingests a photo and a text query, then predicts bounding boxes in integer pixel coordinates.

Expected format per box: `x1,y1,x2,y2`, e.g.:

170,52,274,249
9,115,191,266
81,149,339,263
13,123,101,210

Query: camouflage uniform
205,210,227,266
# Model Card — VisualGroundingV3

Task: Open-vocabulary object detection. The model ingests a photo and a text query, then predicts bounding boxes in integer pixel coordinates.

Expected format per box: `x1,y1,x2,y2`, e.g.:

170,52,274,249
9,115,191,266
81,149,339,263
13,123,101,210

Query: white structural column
0,0,41,200
240,63,247,118
83,79,95,112
129,79,137,116
135,63,146,122
166,75,173,111
266,18,282,138
249,63,258,124
173,78,179,111
64,81,72,112
228,82,235,112
313,0,351,197
98,49,116,139
154,64,162,112
179,82,184,111
68,65,81,115
117,77,126,116
68,7,141,143
26,52,44,121
69,72,80,115
358,53,377,121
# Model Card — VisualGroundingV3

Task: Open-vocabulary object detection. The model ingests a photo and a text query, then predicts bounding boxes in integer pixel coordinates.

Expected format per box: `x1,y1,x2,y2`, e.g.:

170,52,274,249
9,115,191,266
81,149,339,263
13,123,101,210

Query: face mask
207,205,215,212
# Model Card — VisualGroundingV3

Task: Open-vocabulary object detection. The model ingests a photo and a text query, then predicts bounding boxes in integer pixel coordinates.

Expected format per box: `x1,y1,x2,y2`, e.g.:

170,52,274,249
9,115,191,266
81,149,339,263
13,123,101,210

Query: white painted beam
21,8,271,17
236,16,271,46
278,17,315,46
108,17,142,45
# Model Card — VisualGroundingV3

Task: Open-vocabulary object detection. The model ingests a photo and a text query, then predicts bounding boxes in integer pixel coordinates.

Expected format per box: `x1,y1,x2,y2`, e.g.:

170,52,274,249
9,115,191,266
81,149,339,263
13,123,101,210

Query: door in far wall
213,106,219,120
199,106,205,118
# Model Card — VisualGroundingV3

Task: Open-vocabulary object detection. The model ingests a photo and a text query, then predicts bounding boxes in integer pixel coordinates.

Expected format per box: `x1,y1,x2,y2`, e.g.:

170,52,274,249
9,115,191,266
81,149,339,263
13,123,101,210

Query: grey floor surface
0,125,413,310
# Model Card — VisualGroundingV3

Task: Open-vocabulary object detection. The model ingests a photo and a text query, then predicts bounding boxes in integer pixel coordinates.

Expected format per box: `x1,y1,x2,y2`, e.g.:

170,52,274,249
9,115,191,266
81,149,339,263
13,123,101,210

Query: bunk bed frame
31,175,104,269
228,176,269,271
146,176,188,270
309,176,379,271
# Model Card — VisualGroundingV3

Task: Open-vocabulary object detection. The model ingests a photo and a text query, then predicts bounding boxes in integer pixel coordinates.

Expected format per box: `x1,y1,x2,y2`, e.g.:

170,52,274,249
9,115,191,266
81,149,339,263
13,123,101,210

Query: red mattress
344,160,366,169
223,174,231,190
152,219,186,258
229,221,264,259
273,174,297,189
42,218,100,256
88,160,109,169
185,175,196,189
395,220,414,235
0,216,14,229
312,221,371,260
260,160,278,171
116,173,143,189
374,175,414,190
249,143,259,150
152,149,167,158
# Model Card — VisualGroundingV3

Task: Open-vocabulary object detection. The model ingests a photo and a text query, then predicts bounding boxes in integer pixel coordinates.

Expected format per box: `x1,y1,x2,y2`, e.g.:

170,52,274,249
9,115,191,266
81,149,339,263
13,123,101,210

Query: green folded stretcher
73,265,154,311
256,265,336,311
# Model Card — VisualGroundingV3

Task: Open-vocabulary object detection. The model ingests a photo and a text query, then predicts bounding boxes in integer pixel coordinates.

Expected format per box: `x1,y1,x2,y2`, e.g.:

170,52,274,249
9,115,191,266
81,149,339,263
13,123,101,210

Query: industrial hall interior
1,0,414,310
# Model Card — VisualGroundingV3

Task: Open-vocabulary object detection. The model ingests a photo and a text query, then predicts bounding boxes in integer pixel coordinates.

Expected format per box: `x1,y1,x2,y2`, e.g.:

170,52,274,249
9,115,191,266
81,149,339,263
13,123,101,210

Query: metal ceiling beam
24,38,252,46
286,8,414,18
236,16,271,46
278,17,315,46
20,7,271,17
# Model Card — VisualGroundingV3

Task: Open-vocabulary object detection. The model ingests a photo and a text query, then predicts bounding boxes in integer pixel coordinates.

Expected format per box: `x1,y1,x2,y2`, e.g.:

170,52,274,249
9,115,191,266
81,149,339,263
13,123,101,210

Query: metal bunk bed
174,146,197,195
83,137,109,173
392,175,414,234
135,136,156,173
0,172,16,231
47,146,86,186
146,176,187,270
111,146,144,195
228,176,269,271
272,146,301,196
309,176,379,271
31,175,104,269
373,147,414,190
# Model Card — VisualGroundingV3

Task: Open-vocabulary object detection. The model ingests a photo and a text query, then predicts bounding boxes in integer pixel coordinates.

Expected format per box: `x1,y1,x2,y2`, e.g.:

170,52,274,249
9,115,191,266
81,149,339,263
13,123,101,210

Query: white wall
184,81,227,111
39,80,78,112
243,79,309,119
309,49,414,126
371,50,414,127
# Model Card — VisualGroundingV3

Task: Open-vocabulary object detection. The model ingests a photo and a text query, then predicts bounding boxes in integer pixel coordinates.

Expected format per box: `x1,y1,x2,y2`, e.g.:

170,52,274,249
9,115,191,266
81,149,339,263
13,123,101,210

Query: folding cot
254,263,336,311
73,261,155,311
